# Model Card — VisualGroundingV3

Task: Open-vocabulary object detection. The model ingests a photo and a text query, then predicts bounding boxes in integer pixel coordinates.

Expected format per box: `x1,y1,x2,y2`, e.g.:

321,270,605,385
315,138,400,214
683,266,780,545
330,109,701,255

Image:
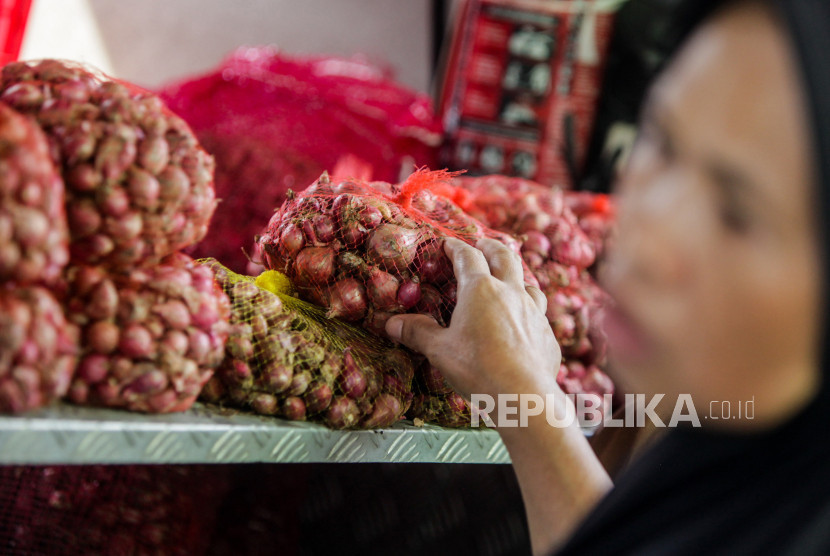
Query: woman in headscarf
385,0,830,553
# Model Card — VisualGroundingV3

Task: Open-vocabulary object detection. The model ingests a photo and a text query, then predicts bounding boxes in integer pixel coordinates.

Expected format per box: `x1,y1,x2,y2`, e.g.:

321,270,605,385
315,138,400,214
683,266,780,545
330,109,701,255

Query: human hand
385,237,562,412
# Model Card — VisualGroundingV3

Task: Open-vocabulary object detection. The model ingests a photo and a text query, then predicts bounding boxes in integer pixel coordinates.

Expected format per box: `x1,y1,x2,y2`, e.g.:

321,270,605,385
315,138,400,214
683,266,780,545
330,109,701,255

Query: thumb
385,313,445,356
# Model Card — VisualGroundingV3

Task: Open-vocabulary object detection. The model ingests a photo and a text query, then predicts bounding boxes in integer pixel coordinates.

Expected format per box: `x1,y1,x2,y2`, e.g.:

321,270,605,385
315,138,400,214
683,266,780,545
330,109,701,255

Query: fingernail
385,316,403,341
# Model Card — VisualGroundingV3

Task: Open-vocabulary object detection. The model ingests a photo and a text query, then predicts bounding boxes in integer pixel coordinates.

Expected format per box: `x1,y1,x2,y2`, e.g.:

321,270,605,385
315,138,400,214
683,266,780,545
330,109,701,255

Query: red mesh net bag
563,190,616,263
446,175,615,407
158,47,441,272
62,252,230,413
0,100,68,286
257,169,537,334
0,59,217,270
449,176,597,269
200,260,415,429
0,464,230,555
256,169,541,427
0,286,78,413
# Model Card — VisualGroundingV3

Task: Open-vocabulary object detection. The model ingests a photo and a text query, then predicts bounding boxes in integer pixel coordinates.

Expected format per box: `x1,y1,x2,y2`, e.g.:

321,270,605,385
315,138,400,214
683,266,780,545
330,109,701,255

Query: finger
525,285,547,314
476,238,524,286
443,237,490,288
385,313,445,357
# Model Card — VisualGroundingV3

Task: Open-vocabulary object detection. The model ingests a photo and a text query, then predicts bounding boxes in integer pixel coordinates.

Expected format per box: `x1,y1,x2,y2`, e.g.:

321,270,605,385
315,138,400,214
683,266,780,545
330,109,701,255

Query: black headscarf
555,1,830,554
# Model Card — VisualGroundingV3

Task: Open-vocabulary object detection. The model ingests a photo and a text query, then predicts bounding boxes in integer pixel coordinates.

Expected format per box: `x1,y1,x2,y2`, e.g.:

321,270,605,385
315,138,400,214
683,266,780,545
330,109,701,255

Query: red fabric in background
158,47,441,272
0,465,231,555
0,0,31,67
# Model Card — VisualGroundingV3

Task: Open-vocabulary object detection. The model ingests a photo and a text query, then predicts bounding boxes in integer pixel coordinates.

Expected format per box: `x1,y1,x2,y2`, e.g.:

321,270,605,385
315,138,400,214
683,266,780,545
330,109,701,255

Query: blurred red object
0,465,230,555
158,47,441,272
0,0,32,66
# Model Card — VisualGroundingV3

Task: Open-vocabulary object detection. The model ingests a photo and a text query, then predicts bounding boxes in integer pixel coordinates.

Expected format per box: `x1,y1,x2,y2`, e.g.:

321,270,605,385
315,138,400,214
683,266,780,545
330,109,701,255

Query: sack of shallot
0,59,217,270
200,260,415,429
63,253,230,413
256,169,542,427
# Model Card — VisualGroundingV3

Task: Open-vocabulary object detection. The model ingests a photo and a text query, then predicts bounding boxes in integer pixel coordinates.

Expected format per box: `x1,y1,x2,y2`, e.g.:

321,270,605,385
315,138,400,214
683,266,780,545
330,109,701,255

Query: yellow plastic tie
255,270,295,297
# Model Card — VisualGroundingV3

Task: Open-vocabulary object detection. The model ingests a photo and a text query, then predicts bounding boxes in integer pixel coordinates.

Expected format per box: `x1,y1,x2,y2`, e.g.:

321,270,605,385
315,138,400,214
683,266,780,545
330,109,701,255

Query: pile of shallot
0,60,217,269
0,59,229,415
450,175,615,406
0,101,77,413
257,170,546,426
64,253,229,413
0,287,78,413
0,57,616,429
258,170,536,335
200,260,414,428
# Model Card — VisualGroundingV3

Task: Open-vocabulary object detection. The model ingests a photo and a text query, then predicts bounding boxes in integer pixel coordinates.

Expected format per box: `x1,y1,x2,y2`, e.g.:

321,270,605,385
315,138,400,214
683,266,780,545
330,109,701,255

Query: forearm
382,238,605,552
499,389,613,556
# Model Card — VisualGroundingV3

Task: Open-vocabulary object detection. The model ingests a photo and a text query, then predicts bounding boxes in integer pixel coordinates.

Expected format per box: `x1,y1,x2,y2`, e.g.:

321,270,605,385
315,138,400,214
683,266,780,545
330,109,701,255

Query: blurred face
601,2,823,425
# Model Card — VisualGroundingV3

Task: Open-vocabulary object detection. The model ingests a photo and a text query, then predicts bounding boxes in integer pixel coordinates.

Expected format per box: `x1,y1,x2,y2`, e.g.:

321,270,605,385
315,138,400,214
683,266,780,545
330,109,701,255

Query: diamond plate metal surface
0,403,512,465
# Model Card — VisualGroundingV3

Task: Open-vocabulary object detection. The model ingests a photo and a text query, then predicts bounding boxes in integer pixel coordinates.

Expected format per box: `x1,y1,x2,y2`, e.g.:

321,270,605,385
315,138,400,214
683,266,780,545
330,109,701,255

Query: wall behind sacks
19,0,114,73
19,0,434,92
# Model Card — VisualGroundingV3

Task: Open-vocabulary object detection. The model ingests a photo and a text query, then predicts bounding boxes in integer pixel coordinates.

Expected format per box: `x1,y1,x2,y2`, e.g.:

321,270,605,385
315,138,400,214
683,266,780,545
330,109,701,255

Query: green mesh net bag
199,259,416,429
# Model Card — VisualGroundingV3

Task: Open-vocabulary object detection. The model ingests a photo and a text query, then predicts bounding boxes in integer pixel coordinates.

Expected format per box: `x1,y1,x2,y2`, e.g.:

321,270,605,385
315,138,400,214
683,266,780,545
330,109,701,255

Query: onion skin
312,214,336,243
301,219,317,244
396,279,421,310
340,219,368,247
359,205,382,229
416,285,445,326
279,223,305,257
364,310,395,338
251,393,279,415
552,313,577,347
415,240,452,284
76,354,109,383
326,278,368,321
382,374,407,398
200,376,226,403
304,381,333,413
521,231,551,258
118,324,154,358
366,223,422,270
265,363,293,393
366,268,400,311
338,349,367,399
293,246,335,286
325,396,360,429
441,281,457,307
382,348,417,385
446,392,467,415
362,393,401,428
86,321,119,354
286,371,312,397
282,396,306,420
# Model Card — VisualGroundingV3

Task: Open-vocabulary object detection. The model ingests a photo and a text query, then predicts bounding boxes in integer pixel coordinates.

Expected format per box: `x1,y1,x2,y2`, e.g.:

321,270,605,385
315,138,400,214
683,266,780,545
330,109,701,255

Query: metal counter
0,403,511,465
